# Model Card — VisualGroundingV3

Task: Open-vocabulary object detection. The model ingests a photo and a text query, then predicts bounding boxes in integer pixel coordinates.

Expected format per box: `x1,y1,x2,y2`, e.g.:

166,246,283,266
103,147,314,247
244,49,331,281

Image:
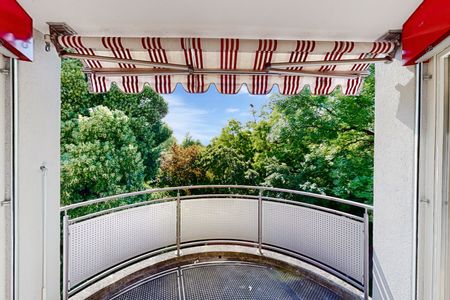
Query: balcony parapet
60,185,373,299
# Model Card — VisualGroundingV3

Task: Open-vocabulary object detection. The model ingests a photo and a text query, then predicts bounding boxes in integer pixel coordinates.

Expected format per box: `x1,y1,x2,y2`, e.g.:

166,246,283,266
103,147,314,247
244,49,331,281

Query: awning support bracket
61,51,190,71
64,51,389,74
84,67,369,79
64,52,379,79
266,56,392,69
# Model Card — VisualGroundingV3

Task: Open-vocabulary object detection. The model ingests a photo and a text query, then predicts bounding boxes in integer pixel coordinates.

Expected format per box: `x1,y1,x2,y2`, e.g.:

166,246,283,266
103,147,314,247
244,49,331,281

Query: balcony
61,185,372,299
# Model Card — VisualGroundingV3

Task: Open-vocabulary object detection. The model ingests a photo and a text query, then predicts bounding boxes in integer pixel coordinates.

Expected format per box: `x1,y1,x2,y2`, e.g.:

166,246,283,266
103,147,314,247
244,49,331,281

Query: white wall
373,55,416,300
15,30,60,300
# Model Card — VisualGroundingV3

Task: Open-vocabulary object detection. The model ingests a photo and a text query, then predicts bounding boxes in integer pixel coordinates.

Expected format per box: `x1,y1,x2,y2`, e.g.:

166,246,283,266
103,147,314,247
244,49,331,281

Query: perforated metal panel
181,198,258,243
182,264,295,300
111,271,179,300
109,262,344,300
262,201,364,283
68,202,176,288
67,196,365,291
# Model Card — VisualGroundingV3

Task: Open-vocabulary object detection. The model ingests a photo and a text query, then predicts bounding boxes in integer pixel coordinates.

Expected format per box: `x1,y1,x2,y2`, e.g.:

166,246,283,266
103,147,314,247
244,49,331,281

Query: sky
163,85,278,145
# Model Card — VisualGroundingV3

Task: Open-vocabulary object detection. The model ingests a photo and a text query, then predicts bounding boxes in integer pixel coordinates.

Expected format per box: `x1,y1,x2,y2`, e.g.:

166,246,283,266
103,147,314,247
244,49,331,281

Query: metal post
40,163,48,300
258,190,263,255
363,209,370,300
176,190,181,257
62,212,69,300
411,62,423,300
11,57,19,300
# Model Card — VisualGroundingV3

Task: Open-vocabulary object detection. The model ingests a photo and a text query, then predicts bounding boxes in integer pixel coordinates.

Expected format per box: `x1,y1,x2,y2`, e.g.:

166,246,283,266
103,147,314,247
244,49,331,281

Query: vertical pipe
258,190,263,254
444,57,450,300
176,190,181,257
62,213,69,300
364,209,370,300
412,62,422,300
11,57,18,300
40,163,47,300
0,55,9,300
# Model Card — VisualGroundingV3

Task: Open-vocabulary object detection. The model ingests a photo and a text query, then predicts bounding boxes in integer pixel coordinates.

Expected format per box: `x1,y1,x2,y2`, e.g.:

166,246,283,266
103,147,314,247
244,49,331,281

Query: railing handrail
68,193,365,224
60,184,373,212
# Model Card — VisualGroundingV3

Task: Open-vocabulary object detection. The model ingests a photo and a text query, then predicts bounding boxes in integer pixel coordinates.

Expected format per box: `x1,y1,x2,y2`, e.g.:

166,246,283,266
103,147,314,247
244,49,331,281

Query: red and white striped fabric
57,36,394,95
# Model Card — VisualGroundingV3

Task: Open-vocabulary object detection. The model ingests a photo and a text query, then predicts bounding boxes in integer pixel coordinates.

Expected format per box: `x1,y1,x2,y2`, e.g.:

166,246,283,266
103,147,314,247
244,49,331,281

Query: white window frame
417,42,450,300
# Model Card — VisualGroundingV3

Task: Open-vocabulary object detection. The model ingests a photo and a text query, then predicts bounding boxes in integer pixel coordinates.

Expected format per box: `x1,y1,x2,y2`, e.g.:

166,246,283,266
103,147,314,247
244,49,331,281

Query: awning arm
61,51,190,71
63,52,383,77
267,56,392,69
267,68,369,78
85,68,191,76
86,67,368,79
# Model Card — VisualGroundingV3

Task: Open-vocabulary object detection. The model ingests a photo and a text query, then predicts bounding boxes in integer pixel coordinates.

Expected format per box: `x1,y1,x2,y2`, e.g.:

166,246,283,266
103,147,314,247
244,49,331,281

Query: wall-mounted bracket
377,30,402,60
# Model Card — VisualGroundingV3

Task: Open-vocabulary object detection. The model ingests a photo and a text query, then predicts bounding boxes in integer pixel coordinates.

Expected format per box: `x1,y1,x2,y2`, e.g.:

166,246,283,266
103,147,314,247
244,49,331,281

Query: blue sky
163,85,277,145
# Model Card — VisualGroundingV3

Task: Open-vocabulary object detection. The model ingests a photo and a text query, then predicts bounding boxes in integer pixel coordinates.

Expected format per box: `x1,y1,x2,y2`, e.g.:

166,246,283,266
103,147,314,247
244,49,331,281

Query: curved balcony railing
60,185,373,299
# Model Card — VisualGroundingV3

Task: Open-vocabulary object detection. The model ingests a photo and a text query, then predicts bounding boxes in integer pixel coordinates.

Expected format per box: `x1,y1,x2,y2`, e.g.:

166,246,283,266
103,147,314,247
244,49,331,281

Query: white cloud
164,95,185,107
163,95,217,144
226,108,240,113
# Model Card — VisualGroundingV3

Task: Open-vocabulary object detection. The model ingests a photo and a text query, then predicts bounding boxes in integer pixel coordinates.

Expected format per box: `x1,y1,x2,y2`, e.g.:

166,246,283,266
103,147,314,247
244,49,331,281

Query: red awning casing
56,36,394,95
0,0,33,61
402,0,450,65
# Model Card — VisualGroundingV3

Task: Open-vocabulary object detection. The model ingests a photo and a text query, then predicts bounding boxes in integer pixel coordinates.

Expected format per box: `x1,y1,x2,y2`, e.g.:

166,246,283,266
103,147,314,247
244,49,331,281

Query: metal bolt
44,34,52,52
40,162,48,173
0,199,11,206
420,198,430,204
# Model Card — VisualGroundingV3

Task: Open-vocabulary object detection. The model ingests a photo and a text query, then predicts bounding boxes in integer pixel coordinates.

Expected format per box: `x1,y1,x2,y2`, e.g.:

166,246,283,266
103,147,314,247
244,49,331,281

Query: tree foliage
61,58,375,208
61,59,171,204
180,133,202,148
200,120,258,185
61,106,145,204
260,71,375,203
188,69,375,205
158,142,206,187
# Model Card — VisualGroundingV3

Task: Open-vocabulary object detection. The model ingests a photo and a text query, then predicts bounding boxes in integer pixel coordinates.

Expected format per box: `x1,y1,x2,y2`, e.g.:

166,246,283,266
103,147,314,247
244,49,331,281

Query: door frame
417,43,450,300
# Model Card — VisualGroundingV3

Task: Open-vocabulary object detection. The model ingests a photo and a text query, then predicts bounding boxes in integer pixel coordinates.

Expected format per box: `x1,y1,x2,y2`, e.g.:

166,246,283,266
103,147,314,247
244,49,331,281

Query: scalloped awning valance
55,36,395,95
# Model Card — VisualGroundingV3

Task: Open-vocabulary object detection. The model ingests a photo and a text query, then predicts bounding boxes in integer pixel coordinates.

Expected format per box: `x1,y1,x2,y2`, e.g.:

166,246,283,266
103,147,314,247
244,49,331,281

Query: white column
373,53,416,300
15,30,61,300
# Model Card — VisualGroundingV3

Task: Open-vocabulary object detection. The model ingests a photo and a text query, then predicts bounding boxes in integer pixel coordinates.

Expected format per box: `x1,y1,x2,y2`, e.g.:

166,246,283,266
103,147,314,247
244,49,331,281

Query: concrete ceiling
19,0,421,41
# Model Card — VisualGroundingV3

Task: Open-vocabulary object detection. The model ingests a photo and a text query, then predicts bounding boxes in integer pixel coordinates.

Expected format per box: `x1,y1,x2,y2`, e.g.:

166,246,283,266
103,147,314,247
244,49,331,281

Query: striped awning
55,36,395,95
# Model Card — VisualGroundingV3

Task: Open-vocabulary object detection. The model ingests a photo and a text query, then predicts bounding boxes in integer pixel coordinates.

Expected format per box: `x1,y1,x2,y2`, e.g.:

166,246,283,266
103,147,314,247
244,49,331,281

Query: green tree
61,106,145,204
260,69,375,204
200,120,259,185
61,59,171,181
200,144,257,185
181,133,202,148
195,68,375,205
212,119,254,162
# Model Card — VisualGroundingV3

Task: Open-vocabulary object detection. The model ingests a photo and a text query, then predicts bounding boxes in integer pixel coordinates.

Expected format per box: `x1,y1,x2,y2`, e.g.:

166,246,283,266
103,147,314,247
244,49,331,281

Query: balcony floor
109,261,343,300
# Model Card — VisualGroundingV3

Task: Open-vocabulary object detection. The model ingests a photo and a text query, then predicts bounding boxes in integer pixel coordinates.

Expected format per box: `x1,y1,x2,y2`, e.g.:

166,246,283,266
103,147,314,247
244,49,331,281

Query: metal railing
60,185,373,299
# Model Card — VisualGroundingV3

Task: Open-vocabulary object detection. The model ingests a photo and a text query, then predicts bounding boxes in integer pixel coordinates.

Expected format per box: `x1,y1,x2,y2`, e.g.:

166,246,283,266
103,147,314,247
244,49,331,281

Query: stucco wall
15,30,60,300
373,55,416,300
